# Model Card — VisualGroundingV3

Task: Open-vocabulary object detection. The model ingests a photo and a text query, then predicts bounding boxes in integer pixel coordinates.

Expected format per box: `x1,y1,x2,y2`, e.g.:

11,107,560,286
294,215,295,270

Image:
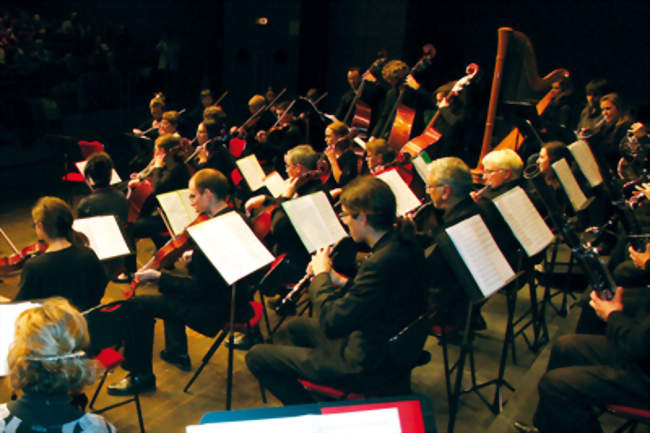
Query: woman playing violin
105,169,253,396
324,121,361,187
132,93,165,139
13,197,107,311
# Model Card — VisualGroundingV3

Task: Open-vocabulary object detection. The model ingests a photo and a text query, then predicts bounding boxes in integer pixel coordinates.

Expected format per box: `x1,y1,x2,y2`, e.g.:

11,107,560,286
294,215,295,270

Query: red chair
184,301,267,410
605,404,650,433
84,301,145,433
62,140,105,182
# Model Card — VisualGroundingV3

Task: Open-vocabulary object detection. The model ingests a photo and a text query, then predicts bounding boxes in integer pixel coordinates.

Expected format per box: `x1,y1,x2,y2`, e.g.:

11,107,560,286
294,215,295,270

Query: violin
123,212,211,298
229,89,287,158
0,228,47,274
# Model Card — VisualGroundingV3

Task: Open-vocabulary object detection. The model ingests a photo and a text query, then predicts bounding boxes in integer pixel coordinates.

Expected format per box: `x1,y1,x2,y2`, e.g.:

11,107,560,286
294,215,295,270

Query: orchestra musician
120,134,190,281
369,59,435,142
514,287,650,433
470,149,524,203
106,169,253,395
324,121,361,187
589,92,633,173
246,175,427,404
576,78,610,132
334,66,384,132
539,75,576,143
365,137,396,175
13,197,107,311
185,88,216,136
190,119,236,178
2,298,117,432
132,93,165,139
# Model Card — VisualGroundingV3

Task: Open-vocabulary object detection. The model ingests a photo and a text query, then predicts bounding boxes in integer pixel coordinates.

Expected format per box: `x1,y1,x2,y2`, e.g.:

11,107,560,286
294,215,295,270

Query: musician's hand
629,244,650,270
256,130,267,143
629,122,647,138
132,128,143,136
589,287,623,322
405,74,420,90
128,179,139,189
130,172,139,180
310,246,332,275
181,250,194,265
229,125,238,136
282,176,300,199
244,195,267,215
438,97,450,109
635,182,650,201
470,190,479,202
324,145,336,161
134,269,161,282
362,71,377,82
329,187,343,200
153,153,165,168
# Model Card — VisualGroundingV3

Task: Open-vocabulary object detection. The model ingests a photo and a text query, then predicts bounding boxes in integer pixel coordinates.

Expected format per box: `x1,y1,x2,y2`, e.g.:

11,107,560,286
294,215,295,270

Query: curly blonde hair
8,297,97,394
381,59,409,83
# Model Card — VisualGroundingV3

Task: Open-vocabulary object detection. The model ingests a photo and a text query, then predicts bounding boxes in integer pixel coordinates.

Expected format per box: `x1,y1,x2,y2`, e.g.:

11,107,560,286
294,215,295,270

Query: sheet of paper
157,189,199,236
75,160,122,186
187,414,315,433
236,154,267,192
552,158,589,211
375,168,421,216
186,408,401,433
72,215,131,260
445,214,516,298
568,140,603,187
411,152,431,183
263,171,286,198
188,211,274,285
492,186,554,257
282,191,348,253
0,302,40,376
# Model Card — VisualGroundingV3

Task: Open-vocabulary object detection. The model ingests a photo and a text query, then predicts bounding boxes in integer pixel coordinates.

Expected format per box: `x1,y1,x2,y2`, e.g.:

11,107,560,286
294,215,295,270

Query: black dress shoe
513,420,540,433
225,331,262,350
107,373,156,396
160,349,191,371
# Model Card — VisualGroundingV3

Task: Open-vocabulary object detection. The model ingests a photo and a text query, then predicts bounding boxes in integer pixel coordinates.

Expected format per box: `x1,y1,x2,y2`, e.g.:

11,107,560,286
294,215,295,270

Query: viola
123,212,211,298
0,228,47,273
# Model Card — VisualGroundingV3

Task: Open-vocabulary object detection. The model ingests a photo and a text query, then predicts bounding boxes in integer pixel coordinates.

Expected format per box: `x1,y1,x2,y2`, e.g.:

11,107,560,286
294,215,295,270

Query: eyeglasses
425,184,446,192
338,211,358,219
483,168,505,175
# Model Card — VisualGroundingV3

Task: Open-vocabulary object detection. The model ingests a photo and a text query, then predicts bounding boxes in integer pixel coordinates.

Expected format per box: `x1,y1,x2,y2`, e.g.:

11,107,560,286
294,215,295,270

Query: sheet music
411,152,431,182
552,158,589,211
282,191,348,253
263,171,286,198
445,214,516,298
157,188,199,236
187,211,274,285
186,408,401,433
72,215,131,260
568,140,604,187
375,168,421,216
75,160,122,186
0,302,40,376
492,186,554,257
236,154,267,192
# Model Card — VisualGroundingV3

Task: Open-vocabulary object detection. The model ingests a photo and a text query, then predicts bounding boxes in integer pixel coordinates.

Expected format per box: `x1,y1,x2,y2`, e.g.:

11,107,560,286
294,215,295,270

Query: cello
401,63,480,158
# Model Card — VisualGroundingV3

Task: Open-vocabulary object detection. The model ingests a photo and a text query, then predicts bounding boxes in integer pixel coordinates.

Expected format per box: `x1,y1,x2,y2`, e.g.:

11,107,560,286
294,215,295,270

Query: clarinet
524,164,616,300
274,237,349,315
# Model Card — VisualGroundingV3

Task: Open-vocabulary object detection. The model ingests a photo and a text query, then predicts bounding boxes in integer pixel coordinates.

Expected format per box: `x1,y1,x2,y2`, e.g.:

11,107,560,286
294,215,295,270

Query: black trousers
246,317,364,405
125,215,168,272
533,334,650,433
123,294,217,375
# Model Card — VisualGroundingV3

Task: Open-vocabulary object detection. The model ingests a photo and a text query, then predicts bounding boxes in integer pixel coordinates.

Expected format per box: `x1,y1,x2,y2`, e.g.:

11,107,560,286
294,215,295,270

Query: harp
475,27,569,174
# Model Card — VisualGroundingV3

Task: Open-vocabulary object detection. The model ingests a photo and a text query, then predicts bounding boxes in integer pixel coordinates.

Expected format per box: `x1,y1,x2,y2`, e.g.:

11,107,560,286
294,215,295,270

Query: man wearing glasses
246,175,426,404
